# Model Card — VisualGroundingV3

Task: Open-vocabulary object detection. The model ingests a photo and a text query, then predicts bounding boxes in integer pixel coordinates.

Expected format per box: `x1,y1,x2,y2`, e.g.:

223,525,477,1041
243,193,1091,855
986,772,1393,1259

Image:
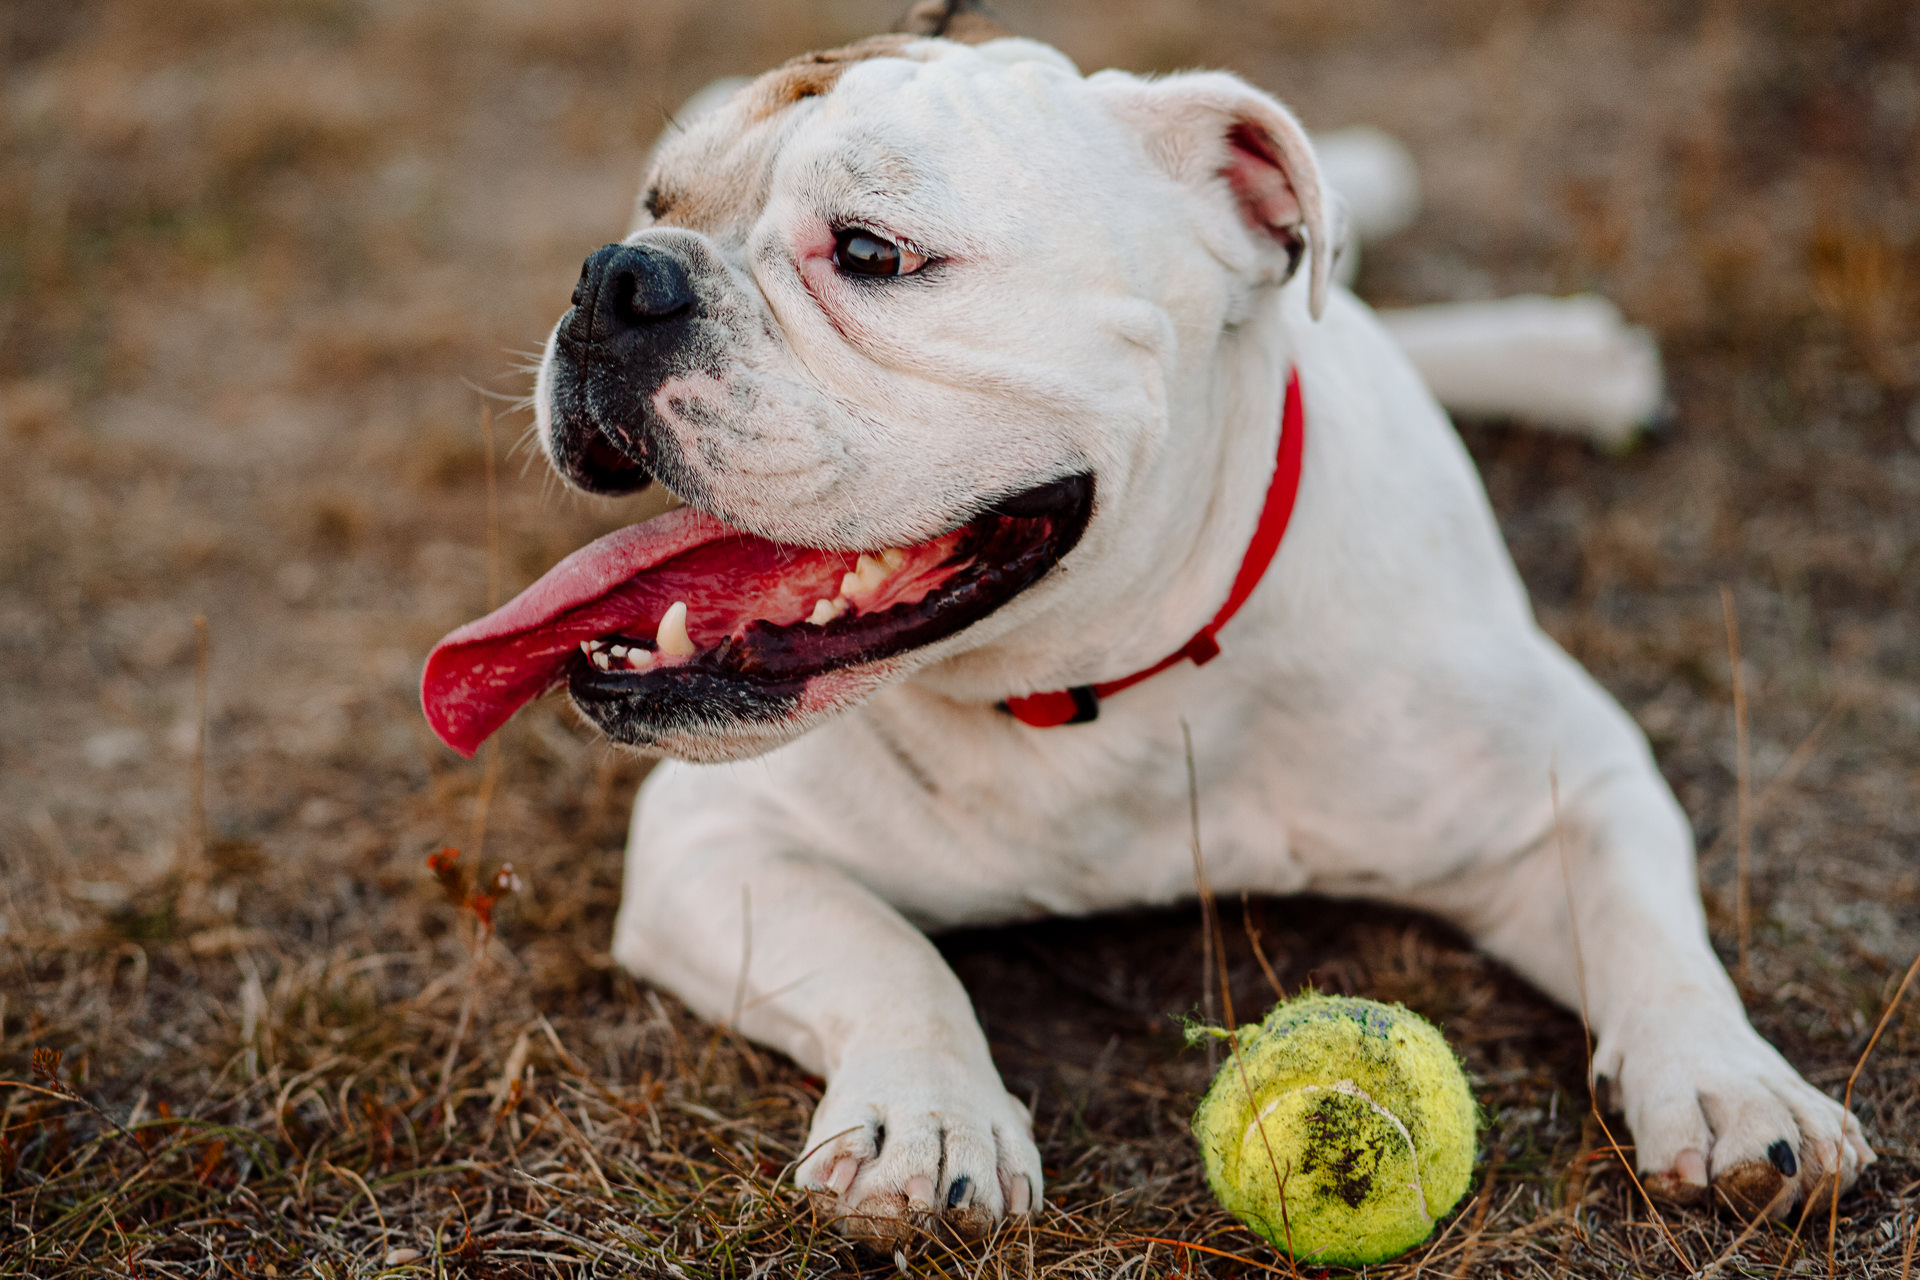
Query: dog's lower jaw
572,660,908,763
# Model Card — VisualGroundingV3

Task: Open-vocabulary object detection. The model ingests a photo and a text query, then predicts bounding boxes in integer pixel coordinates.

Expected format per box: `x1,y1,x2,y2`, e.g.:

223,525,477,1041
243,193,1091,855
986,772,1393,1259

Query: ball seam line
1245,1078,1434,1225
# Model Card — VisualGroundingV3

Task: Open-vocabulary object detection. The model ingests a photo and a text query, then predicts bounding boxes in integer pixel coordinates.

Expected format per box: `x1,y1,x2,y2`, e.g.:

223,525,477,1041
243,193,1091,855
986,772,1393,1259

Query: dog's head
423,33,1331,761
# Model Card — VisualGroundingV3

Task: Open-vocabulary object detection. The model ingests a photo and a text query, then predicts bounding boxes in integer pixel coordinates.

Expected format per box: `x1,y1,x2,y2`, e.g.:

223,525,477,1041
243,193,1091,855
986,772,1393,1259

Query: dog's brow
744,35,918,123
642,37,930,234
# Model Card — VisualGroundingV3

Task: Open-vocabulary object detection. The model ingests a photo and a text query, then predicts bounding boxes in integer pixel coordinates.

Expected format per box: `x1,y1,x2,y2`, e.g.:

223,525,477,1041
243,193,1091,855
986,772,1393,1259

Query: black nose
569,243,694,344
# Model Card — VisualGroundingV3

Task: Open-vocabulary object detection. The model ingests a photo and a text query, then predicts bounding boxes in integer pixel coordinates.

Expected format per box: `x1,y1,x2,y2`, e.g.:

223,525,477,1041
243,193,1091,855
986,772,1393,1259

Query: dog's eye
833,229,926,278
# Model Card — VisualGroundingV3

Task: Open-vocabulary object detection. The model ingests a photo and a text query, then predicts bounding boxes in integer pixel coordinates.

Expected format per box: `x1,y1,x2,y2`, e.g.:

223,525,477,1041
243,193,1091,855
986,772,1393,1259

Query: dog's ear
1098,71,1333,320
895,0,1012,44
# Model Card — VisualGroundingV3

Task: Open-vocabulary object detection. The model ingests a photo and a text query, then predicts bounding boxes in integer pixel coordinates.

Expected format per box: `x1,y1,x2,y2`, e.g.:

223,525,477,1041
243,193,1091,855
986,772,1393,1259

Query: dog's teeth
592,650,612,671
807,598,839,626
862,553,895,591
580,640,594,655
841,553,893,600
878,547,906,573
657,601,696,655
609,644,628,659
626,649,653,670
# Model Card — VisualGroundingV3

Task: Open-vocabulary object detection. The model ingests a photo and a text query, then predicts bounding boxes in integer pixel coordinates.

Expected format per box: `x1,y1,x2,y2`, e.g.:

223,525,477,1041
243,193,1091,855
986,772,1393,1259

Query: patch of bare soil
3,1,1916,1275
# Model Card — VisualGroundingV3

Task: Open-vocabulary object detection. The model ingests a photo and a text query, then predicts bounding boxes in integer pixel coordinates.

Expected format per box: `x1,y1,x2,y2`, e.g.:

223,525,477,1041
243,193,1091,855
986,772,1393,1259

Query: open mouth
420,474,1093,756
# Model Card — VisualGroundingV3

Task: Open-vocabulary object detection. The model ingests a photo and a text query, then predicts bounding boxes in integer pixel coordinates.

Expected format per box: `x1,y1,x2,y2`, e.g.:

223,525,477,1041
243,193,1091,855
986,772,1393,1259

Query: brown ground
3,1,1917,1275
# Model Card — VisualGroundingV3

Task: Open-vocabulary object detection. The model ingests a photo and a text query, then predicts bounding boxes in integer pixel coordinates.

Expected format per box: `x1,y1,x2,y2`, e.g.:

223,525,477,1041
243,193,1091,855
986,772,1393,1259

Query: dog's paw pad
1700,1109,1868,1220
1713,1158,1792,1219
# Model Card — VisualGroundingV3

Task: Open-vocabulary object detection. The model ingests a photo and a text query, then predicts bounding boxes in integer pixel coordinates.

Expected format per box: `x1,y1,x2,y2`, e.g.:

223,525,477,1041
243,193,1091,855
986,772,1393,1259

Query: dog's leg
1377,295,1667,448
609,763,1042,1243
1422,743,1872,1217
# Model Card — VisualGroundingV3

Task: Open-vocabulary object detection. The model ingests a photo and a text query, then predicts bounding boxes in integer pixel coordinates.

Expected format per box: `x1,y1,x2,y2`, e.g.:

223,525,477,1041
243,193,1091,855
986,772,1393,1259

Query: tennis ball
1191,993,1478,1268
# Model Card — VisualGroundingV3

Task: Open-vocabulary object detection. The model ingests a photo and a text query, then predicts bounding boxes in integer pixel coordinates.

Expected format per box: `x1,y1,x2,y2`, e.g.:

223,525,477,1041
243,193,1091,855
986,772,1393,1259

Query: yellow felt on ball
1191,993,1478,1268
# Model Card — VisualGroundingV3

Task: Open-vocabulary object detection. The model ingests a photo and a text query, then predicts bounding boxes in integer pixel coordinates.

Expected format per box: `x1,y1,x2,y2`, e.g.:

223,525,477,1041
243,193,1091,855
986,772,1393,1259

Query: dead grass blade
1187,721,1219,1065
1695,1177,1795,1278
1442,1153,1503,1280
1182,721,1302,1277
1829,949,1920,1278
481,401,501,613
1241,892,1287,1003
1719,586,1752,981
1121,1234,1298,1275
179,614,211,908
1700,700,1844,868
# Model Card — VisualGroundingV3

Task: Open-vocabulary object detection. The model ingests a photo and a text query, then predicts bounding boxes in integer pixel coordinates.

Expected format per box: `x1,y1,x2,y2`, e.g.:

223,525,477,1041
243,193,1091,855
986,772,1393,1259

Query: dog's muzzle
547,242,704,495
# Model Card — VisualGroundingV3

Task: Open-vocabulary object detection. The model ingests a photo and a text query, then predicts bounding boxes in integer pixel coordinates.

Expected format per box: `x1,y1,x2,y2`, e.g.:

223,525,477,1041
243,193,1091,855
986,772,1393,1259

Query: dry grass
3,0,1918,1274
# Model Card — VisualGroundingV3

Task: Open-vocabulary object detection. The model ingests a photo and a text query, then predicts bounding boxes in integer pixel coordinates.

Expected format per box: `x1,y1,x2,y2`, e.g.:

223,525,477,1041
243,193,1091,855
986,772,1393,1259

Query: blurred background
2,1,1916,1273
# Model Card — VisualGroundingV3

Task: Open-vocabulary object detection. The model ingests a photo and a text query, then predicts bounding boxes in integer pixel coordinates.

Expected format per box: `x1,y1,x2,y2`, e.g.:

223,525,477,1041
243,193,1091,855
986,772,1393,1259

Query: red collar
1002,368,1305,727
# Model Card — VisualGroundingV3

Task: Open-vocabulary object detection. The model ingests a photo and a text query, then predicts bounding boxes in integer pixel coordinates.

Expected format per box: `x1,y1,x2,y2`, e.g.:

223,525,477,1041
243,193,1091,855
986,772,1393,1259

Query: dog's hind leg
1377,294,1668,449
609,761,1042,1244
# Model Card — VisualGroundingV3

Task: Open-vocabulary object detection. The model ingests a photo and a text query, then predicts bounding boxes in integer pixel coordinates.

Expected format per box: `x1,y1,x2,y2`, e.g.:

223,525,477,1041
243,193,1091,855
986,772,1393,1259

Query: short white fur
531,36,1870,1237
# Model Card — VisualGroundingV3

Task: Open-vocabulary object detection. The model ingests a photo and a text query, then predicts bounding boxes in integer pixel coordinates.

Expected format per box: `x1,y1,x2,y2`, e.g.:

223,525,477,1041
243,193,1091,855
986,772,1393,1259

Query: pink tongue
420,507,749,757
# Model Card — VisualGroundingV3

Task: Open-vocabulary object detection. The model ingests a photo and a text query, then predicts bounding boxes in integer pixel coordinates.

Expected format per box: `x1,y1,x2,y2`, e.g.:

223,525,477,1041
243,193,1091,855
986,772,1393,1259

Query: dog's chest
769,699,1317,927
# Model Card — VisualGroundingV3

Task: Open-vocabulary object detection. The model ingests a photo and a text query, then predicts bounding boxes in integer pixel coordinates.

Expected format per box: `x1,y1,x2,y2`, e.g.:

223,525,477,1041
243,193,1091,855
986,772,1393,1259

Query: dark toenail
946,1175,970,1209
1768,1140,1797,1176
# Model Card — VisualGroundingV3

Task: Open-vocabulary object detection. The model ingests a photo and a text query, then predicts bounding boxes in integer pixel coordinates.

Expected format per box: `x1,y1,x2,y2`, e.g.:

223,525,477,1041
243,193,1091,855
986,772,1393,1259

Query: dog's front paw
1599,999,1874,1219
795,1052,1042,1245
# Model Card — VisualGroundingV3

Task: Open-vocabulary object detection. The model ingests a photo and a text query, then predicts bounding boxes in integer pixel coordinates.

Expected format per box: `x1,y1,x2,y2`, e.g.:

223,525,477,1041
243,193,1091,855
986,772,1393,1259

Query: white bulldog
421,13,1871,1246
